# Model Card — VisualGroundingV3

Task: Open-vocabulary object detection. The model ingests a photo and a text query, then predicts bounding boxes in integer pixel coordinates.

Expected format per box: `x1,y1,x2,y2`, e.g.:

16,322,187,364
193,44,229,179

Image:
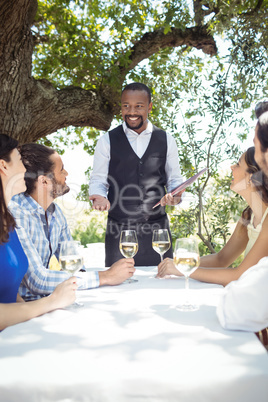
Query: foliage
72,211,106,246
32,0,268,90
33,0,192,90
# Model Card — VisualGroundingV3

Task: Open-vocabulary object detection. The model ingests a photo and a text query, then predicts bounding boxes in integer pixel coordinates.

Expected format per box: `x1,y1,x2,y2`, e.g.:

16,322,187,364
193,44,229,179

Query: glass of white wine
119,230,138,283
59,240,84,306
152,229,171,263
174,238,200,312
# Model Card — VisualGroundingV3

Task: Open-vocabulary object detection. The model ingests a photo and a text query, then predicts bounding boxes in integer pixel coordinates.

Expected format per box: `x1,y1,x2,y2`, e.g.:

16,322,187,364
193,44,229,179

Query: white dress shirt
217,257,268,332
89,121,183,197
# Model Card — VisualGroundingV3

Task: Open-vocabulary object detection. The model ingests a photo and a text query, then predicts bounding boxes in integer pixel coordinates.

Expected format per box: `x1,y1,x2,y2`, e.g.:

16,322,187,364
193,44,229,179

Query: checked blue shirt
9,193,99,300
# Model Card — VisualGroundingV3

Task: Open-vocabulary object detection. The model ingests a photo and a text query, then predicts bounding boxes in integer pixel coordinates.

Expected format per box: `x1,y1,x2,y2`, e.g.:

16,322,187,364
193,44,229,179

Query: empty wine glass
174,238,200,311
59,240,84,306
119,230,138,283
152,229,171,263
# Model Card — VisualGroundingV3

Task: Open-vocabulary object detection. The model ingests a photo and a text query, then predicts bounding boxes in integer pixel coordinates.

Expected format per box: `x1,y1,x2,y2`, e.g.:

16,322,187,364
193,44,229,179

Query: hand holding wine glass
152,229,171,263
174,238,200,311
119,230,138,283
59,240,84,306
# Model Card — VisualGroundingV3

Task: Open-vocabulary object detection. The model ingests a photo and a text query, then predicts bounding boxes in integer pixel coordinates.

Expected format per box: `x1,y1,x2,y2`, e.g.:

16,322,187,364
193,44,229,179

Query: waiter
89,82,184,266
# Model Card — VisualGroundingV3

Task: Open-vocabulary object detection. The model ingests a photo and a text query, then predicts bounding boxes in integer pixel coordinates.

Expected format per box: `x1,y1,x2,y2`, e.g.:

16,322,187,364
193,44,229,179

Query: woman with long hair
0,134,77,330
157,146,268,286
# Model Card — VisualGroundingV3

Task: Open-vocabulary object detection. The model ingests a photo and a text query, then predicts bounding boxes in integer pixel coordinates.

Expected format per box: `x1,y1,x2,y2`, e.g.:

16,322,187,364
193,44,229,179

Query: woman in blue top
0,134,77,330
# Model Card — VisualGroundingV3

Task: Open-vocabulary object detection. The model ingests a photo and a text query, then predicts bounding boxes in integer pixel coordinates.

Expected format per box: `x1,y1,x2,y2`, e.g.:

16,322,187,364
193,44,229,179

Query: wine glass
59,240,84,306
152,229,171,263
119,230,138,283
174,238,200,312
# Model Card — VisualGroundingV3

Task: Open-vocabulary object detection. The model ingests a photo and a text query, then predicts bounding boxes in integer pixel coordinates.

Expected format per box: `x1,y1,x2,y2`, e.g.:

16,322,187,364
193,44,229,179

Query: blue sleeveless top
0,230,28,303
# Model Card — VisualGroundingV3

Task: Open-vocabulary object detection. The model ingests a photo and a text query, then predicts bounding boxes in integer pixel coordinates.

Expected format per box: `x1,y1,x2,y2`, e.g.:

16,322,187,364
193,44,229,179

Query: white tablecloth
1,266,268,402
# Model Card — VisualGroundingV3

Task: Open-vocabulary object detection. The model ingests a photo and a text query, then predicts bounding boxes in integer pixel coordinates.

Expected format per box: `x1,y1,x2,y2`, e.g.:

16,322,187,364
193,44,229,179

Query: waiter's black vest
107,124,167,223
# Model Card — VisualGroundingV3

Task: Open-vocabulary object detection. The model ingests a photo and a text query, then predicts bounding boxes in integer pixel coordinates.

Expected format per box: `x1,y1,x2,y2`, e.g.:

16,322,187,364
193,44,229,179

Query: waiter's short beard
125,116,144,130
50,176,70,199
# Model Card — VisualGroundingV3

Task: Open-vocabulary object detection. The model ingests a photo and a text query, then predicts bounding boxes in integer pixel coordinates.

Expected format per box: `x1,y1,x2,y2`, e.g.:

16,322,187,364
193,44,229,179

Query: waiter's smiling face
121,89,153,134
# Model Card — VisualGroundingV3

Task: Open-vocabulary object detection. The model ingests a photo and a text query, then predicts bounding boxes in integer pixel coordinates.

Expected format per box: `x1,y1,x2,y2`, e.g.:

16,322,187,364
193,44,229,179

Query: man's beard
50,177,70,199
125,115,144,130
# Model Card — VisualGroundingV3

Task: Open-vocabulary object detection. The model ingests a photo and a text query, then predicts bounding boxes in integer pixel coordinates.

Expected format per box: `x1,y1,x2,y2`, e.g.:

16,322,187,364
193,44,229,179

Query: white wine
120,242,138,258
152,241,170,255
174,253,200,276
59,255,84,274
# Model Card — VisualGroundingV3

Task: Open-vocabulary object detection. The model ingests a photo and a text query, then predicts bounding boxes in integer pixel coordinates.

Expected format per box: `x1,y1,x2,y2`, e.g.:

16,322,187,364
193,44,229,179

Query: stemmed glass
119,230,138,283
174,238,200,311
59,240,84,307
152,229,171,263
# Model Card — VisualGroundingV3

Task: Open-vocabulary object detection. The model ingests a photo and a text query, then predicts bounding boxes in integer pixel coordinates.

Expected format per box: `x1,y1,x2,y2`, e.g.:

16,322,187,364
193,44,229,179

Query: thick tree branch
3,78,114,143
122,26,217,74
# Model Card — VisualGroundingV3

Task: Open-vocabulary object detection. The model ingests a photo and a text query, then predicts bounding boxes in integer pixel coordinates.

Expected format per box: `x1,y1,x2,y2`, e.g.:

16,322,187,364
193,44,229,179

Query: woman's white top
217,257,268,331
244,207,268,257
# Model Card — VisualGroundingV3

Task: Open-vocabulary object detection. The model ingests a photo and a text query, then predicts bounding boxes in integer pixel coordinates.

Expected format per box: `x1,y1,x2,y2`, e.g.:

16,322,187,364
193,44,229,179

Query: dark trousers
105,215,173,267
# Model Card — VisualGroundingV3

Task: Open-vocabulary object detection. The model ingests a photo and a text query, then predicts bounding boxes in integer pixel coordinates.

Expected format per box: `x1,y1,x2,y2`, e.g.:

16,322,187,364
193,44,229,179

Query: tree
1,0,268,143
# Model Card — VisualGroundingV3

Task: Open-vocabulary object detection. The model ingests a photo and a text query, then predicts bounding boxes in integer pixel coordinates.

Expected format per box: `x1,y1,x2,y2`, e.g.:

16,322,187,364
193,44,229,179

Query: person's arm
158,219,248,279
192,215,268,286
158,216,268,286
0,277,77,331
217,258,268,331
89,133,111,210
161,134,184,206
10,205,100,298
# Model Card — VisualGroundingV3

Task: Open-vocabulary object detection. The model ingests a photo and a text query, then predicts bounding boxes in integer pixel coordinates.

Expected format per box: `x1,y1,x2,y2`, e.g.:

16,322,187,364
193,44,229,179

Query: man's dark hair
256,111,268,153
20,143,55,195
122,82,152,103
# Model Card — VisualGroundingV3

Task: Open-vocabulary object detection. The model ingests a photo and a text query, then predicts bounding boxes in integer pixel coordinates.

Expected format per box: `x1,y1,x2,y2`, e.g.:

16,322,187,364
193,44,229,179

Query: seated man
9,143,135,301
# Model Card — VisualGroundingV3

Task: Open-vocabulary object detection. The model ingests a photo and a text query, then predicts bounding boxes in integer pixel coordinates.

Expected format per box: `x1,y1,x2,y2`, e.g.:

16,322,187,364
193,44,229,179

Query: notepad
152,167,208,209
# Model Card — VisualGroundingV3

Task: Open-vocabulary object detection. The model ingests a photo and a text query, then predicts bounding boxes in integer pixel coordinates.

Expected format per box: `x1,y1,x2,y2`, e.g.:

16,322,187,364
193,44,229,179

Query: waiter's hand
99,258,135,286
160,190,185,207
89,194,110,211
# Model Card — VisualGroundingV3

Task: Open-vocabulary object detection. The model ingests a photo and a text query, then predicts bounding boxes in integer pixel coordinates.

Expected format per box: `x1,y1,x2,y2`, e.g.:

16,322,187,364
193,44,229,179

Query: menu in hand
152,167,208,209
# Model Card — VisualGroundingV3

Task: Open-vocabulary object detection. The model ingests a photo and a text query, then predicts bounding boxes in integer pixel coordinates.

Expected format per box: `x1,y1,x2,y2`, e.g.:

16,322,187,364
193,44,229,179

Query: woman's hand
157,258,182,278
50,277,78,309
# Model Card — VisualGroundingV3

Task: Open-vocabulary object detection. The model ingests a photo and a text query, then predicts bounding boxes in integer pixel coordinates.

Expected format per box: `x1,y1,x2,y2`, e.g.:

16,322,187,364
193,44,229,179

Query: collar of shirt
16,193,56,216
122,120,153,137
122,121,153,159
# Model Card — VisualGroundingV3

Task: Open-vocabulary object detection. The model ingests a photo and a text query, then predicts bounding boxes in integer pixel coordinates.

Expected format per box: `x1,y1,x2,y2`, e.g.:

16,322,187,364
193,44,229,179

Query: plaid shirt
9,193,99,300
